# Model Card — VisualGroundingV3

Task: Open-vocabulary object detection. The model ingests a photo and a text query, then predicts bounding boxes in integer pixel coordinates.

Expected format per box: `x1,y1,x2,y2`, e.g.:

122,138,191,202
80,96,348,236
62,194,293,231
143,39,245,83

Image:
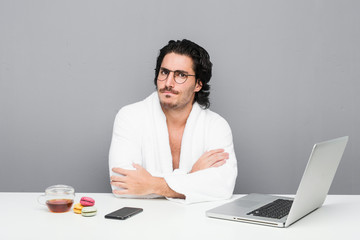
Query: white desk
0,193,359,240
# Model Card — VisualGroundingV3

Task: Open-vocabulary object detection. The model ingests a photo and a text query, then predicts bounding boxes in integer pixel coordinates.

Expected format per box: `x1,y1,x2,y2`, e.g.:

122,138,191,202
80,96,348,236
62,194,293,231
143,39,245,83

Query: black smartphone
104,207,143,220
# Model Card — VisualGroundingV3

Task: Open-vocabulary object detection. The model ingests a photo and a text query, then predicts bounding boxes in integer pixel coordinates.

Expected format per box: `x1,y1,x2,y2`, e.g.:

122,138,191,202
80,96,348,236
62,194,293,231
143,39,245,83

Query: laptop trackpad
234,193,279,209
235,200,262,208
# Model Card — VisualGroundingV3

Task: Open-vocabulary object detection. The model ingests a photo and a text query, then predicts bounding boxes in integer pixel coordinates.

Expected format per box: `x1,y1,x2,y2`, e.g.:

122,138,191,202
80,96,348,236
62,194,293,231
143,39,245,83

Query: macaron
73,203,83,214
80,197,95,207
81,206,97,217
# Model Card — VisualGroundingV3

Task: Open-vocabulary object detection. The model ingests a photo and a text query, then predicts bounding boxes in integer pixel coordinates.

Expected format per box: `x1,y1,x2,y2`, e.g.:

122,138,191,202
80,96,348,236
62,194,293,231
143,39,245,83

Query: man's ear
195,79,202,92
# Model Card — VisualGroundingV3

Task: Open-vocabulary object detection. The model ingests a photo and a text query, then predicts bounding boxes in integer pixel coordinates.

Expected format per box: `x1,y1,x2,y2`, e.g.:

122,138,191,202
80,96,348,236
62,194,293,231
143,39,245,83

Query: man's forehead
161,53,194,71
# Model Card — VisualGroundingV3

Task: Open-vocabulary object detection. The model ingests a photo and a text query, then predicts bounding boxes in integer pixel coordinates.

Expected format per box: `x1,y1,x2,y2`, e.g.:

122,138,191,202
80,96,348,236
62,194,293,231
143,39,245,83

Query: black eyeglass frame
155,68,196,84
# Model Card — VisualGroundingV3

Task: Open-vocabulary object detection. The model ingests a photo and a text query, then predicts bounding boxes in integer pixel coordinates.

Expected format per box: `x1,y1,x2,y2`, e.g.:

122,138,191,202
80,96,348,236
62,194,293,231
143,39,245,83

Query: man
109,39,237,203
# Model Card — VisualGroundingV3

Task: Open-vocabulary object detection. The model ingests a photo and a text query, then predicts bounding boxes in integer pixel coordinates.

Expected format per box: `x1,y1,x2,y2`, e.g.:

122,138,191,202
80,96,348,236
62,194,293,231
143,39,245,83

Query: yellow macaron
73,203,83,214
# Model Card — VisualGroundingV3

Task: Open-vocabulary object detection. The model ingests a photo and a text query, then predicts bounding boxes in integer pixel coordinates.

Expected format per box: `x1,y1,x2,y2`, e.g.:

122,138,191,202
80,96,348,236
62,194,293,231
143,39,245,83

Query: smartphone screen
105,207,143,220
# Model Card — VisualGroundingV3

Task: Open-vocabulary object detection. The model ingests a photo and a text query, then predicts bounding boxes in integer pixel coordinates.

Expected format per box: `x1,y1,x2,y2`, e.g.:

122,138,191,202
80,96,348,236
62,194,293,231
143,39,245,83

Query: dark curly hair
154,39,212,109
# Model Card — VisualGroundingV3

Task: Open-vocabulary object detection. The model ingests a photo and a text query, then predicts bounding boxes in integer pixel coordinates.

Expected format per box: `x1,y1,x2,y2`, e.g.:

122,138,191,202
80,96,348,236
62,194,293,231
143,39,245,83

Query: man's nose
165,72,176,87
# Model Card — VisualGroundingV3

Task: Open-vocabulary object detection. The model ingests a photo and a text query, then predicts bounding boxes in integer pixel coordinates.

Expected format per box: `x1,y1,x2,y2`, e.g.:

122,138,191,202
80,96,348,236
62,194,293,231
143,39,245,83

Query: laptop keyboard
247,199,293,219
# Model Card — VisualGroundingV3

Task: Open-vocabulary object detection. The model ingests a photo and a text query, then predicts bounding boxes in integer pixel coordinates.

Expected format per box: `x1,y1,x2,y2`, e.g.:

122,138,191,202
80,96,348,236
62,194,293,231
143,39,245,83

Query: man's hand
111,163,185,199
190,149,229,173
111,163,155,195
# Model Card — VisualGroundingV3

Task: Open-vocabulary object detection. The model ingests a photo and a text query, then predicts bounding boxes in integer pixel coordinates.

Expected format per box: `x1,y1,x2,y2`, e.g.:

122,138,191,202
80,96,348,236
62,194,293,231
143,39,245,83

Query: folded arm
109,106,238,203
111,163,185,199
110,148,230,199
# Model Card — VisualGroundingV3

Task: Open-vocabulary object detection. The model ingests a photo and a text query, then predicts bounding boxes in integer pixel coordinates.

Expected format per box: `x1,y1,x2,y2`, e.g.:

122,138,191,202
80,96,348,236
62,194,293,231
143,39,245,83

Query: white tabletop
0,193,359,240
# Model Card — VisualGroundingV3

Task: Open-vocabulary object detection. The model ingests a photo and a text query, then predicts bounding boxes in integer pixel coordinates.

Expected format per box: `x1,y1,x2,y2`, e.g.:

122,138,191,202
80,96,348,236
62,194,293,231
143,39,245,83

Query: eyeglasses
156,68,196,84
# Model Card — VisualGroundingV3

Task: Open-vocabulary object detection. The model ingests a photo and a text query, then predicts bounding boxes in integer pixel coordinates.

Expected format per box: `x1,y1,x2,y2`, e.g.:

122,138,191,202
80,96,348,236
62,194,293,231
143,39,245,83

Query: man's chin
160,101,178,109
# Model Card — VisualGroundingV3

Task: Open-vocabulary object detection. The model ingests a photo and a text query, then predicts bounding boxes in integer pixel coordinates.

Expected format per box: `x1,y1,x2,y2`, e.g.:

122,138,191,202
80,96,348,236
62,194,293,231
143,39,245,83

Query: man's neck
162,104,193,129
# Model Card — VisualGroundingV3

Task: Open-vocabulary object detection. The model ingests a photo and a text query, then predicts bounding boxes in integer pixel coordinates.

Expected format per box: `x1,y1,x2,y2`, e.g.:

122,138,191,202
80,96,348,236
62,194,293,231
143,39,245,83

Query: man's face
157,53,202,111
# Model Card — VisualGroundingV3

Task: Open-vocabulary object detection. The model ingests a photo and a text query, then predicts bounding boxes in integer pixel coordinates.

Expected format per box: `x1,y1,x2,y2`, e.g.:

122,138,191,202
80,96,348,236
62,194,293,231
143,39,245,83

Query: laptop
206,136,349,228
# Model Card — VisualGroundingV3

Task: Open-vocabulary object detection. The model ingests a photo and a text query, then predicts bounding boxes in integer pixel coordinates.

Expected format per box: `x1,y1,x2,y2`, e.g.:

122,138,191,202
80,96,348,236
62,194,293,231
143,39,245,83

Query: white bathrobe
109,92,238,204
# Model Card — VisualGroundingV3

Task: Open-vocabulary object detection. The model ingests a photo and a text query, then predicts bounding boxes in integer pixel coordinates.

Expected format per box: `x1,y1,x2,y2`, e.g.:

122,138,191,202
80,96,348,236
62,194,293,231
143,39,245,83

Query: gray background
1,0,359,194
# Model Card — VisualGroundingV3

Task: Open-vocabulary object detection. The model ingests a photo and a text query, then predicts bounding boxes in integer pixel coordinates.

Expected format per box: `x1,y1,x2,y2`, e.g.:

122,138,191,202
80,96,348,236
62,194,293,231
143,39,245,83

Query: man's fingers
208,152,229,165
198,149,225,161
205,149,225,157
211,159,227,168
111,181,127,189
112,167,131,176
110,175,126,182
132,163,142,170
113,189,129,195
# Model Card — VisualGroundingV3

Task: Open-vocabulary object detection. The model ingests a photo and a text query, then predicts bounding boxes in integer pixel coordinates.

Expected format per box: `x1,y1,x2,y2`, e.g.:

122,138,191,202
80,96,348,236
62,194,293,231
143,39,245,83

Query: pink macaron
80,196,95,207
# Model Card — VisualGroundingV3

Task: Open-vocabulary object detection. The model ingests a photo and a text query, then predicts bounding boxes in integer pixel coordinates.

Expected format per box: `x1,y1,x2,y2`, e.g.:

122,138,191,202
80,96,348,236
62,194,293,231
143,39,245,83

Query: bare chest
168,128,184,170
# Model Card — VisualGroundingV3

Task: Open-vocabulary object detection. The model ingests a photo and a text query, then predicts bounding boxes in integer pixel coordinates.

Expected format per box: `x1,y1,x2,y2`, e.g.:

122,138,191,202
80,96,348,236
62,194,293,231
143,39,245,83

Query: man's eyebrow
160,67,189,74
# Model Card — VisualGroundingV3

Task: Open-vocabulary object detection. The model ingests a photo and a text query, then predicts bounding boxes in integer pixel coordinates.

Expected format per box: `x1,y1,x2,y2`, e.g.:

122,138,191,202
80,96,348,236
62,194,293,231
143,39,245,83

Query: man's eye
160,70,169,75
178,72,187,78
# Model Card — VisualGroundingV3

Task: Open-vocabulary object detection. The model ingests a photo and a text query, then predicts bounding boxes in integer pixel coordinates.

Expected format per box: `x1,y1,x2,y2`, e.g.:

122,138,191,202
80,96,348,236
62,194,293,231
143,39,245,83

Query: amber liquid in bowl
46,199,74,213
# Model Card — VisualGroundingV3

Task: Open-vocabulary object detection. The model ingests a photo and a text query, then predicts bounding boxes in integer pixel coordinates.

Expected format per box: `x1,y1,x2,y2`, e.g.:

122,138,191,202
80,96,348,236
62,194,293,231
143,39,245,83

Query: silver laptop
206,136,349,228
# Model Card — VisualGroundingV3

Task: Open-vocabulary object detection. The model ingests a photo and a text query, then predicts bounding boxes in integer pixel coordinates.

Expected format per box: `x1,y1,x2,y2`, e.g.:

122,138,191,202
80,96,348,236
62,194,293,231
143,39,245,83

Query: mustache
159,86,179,95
